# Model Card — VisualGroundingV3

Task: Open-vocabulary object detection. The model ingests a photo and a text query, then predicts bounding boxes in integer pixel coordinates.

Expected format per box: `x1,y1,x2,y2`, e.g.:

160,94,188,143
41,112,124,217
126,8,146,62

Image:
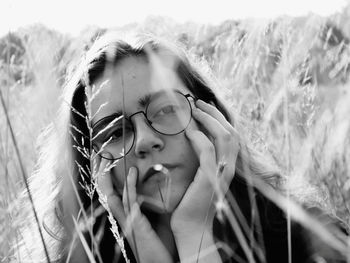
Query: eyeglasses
92,91,195,160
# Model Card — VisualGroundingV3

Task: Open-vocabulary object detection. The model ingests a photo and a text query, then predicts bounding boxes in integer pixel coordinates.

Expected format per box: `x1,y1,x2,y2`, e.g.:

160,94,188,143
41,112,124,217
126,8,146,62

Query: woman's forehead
90,56,190,124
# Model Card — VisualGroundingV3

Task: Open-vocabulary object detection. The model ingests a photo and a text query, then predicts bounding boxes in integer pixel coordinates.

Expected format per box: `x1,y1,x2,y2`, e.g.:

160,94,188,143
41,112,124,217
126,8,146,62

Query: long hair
17,32,284,262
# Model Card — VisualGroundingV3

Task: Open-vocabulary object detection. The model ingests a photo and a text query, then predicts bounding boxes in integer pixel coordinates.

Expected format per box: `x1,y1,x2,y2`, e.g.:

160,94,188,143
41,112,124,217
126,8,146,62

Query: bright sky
1,0,349,37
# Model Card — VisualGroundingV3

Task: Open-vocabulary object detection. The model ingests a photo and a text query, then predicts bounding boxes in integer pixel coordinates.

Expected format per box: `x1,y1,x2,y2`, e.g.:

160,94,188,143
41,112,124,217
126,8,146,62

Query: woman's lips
142,164,176,183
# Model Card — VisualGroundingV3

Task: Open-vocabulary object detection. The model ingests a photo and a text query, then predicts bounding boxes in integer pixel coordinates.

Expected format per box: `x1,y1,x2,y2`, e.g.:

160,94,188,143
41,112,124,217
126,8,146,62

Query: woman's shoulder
219,176,349,262
255,187,349,263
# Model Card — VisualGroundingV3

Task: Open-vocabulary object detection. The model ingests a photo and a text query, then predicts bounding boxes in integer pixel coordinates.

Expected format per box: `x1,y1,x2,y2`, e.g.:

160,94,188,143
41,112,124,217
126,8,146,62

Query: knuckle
226,125,237,136
222,131,232,141
205,143,215,153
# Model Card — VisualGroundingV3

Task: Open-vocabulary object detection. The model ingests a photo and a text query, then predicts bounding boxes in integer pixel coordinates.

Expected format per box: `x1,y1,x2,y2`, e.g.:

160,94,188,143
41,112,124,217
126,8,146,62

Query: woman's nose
132,114,164,158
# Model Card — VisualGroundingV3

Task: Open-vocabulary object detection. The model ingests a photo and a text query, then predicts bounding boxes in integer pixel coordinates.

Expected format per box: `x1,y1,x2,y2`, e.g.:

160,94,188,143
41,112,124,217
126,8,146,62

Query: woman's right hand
95,157,173,263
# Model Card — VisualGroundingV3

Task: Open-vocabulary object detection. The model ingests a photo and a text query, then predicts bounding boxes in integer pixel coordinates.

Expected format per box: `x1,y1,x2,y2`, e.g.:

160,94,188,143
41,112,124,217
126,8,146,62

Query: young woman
21,32,348,263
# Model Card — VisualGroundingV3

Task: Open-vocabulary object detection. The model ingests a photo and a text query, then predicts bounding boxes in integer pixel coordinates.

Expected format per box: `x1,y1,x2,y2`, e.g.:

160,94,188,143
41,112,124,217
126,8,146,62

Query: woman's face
91,55,200,213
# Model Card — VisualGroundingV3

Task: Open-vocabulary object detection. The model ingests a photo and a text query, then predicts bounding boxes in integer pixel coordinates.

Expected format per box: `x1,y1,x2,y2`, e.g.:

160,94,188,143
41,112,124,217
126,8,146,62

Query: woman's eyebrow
138,94,152,107
94,89,180,130
109,94,151,118
137,89,181,107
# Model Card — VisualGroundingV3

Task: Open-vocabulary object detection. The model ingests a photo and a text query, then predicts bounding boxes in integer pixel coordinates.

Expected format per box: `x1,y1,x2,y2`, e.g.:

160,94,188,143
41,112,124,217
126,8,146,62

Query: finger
196,99,236,133
129,202,155,234
96,154,126,229
92,154,101,180
125,203,161,253
195,100,240,165
107,193,127,230
96,158,114,196
185,129,216,177
185,129,237,195
192,108,233,163
182,130,218,205
123,167,138,215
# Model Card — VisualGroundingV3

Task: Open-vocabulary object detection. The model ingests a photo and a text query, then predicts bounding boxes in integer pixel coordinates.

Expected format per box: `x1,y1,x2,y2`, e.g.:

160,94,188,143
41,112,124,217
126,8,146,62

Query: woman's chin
139,188,184,214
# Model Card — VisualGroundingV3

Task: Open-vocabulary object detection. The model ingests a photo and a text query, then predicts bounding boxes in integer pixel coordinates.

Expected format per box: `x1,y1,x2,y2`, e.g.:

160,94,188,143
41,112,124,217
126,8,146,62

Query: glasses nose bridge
129,110,152,131
129,110,146,121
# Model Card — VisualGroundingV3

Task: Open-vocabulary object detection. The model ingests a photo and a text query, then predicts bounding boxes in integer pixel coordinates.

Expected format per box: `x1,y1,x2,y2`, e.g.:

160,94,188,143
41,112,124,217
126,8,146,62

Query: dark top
94,176,349,263
213,176,349,263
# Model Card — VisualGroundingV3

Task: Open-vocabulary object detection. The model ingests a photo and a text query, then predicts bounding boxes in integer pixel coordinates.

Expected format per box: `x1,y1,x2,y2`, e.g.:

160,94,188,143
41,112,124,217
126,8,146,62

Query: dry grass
1,7,350,262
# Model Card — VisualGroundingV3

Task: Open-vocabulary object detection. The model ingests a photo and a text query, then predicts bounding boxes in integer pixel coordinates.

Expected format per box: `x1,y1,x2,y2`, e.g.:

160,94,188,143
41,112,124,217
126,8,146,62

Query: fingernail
196,99,205,106
129,167,136,175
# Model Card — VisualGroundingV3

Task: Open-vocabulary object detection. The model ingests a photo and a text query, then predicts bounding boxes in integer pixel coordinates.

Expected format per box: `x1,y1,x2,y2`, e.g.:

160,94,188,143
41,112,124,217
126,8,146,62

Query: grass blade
0,88,51,263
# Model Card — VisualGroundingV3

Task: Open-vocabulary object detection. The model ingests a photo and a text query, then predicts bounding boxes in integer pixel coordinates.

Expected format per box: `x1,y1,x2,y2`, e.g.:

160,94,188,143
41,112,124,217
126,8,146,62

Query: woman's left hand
96,158,173,263
170,99,239,236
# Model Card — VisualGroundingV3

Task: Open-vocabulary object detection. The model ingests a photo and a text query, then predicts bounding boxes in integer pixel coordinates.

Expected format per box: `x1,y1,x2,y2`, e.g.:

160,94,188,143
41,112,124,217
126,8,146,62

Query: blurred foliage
1,4,350,261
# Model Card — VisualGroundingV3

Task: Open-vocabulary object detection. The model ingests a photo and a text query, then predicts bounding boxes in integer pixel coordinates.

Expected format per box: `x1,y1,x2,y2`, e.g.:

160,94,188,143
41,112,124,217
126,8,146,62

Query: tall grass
1,7,350,262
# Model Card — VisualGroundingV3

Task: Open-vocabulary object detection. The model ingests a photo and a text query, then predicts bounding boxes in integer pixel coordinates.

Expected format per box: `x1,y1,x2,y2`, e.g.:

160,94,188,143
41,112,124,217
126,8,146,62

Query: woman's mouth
140,164,176,212
142,164,175,183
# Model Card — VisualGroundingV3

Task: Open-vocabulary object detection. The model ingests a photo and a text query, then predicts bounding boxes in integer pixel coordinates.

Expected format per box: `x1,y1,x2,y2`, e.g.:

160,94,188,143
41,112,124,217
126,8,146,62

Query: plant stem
0,88,51,263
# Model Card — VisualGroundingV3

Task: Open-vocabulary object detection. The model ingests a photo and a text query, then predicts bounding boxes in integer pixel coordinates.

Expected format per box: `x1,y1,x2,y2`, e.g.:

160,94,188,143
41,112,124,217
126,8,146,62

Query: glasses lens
146,92,192,135
93,116,134,160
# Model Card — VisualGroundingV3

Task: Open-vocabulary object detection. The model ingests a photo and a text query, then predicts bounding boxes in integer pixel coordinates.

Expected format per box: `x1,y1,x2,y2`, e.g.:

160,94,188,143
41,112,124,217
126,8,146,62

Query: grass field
0,6,350,262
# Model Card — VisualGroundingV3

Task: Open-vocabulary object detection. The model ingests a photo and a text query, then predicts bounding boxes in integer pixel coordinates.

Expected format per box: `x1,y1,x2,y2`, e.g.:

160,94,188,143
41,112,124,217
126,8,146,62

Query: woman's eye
155,105,177,116
111,129,123,139
105,127,126,143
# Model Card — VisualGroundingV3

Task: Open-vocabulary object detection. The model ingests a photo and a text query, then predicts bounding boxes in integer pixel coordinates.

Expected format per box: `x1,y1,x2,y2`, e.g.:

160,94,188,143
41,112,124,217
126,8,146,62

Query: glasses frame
92,91,196,161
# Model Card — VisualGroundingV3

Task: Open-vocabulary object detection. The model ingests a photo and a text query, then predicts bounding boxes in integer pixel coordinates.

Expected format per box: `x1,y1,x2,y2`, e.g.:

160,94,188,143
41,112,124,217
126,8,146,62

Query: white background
1,0,348,36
